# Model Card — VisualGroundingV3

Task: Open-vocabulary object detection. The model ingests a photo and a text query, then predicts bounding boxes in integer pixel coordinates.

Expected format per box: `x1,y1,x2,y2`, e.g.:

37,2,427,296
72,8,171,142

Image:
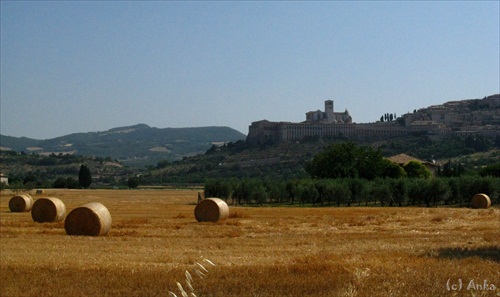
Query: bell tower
325,100,334,113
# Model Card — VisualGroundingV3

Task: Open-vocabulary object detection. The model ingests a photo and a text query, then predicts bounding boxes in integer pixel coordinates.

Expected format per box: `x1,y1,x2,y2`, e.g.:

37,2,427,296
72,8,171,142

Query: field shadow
436,246,500,263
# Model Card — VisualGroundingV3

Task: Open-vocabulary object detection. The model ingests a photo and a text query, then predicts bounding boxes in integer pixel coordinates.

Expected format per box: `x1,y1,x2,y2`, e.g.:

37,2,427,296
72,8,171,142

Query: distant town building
387,153,438,175
0,173,8,185
247,95,499,145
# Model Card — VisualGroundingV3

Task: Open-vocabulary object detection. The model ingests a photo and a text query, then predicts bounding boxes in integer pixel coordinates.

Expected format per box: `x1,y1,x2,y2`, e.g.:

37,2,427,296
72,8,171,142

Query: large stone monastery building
246,100,408,144
246,95,499,145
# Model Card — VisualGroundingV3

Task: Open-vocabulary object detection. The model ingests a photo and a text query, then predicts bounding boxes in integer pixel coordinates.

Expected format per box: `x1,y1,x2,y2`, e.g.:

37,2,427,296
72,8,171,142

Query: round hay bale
31,197,66,223
64,202,112,236
35,189,46,195
9,194,33,212
194,197,229,222
471,193,491,209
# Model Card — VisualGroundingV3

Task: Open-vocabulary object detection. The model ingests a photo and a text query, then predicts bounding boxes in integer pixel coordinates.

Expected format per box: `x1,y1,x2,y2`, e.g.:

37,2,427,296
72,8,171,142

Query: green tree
53,177,67,188
78,164,92,188
403,161,432,178
266,180,286,203
331,181,351,206
66,177,79,189
205,178,233,199
464,134,491,152
479,162,500,177
369,179,392,206
156,160,170,169
424,179,448,207
295,179,318,205
251,184,268,204
347,178,366,206
285,180,300,204
127,176,140,189
407,179,426,205
440,160,454,177
446,178,460,205
233,178,264,204
495,135,500,148
381,159,407,178
315,180,330,205
390,178,408,206
306,142,386,180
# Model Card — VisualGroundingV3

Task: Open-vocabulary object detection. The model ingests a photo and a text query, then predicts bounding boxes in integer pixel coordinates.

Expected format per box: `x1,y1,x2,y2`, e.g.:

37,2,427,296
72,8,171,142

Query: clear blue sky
1,1,499,139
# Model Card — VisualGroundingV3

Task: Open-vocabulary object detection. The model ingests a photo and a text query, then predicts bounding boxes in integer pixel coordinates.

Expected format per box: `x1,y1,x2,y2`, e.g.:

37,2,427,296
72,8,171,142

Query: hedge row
204,176,499,207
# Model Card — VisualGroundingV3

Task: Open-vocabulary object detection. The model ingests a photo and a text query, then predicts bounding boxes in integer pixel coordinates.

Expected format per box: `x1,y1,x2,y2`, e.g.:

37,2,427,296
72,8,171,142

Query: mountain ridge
0,124,246,167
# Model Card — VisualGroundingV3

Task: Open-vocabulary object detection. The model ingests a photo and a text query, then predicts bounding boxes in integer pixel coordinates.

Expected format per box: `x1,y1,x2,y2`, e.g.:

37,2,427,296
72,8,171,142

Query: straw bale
194,197,229,222
64,202,112,236
471,193,491,209
35,189,46,195
31,197,66,222
9,194,33,212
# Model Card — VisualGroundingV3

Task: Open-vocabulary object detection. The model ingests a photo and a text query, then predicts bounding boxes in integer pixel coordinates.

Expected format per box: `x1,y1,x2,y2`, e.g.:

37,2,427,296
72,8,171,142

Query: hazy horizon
1,1,499,139
1,92,498,141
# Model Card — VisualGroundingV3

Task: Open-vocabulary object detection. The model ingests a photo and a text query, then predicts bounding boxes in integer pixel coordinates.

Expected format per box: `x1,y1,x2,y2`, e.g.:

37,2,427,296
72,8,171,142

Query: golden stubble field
0,189,499,297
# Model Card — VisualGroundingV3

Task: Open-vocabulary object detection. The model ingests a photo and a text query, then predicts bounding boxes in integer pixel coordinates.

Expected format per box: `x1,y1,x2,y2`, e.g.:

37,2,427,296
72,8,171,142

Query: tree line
205,176,498,207
204,142,499,207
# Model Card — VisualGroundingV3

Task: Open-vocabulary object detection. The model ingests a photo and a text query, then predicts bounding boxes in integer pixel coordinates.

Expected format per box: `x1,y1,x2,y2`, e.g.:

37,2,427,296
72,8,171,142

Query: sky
1,1,499,140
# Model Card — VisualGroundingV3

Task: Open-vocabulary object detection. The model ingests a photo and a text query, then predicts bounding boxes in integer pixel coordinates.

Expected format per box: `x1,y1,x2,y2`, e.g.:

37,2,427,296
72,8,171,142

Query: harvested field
1,189,499,297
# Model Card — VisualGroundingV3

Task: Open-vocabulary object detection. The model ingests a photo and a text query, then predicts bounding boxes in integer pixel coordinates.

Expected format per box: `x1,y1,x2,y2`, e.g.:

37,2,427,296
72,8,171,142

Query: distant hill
0,135,41,151
141,134,500,184
0,124,246,167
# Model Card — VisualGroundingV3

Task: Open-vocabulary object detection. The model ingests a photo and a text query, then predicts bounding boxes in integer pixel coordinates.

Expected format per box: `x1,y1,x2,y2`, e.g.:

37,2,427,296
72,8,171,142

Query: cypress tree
79,164,92,188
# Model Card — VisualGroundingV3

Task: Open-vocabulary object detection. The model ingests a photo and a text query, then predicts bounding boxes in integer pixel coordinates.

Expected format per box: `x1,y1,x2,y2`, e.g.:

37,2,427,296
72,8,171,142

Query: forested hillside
0,151,137,190
0,124,246,167
141,134,500,184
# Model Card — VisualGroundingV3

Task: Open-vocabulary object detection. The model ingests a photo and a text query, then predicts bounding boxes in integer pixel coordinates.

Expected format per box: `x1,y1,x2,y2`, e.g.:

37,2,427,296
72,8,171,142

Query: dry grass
1,189,499,297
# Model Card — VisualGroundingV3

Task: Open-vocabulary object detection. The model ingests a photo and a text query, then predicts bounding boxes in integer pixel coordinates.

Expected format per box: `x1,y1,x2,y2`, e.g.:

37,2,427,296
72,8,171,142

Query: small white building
0,173,8,185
